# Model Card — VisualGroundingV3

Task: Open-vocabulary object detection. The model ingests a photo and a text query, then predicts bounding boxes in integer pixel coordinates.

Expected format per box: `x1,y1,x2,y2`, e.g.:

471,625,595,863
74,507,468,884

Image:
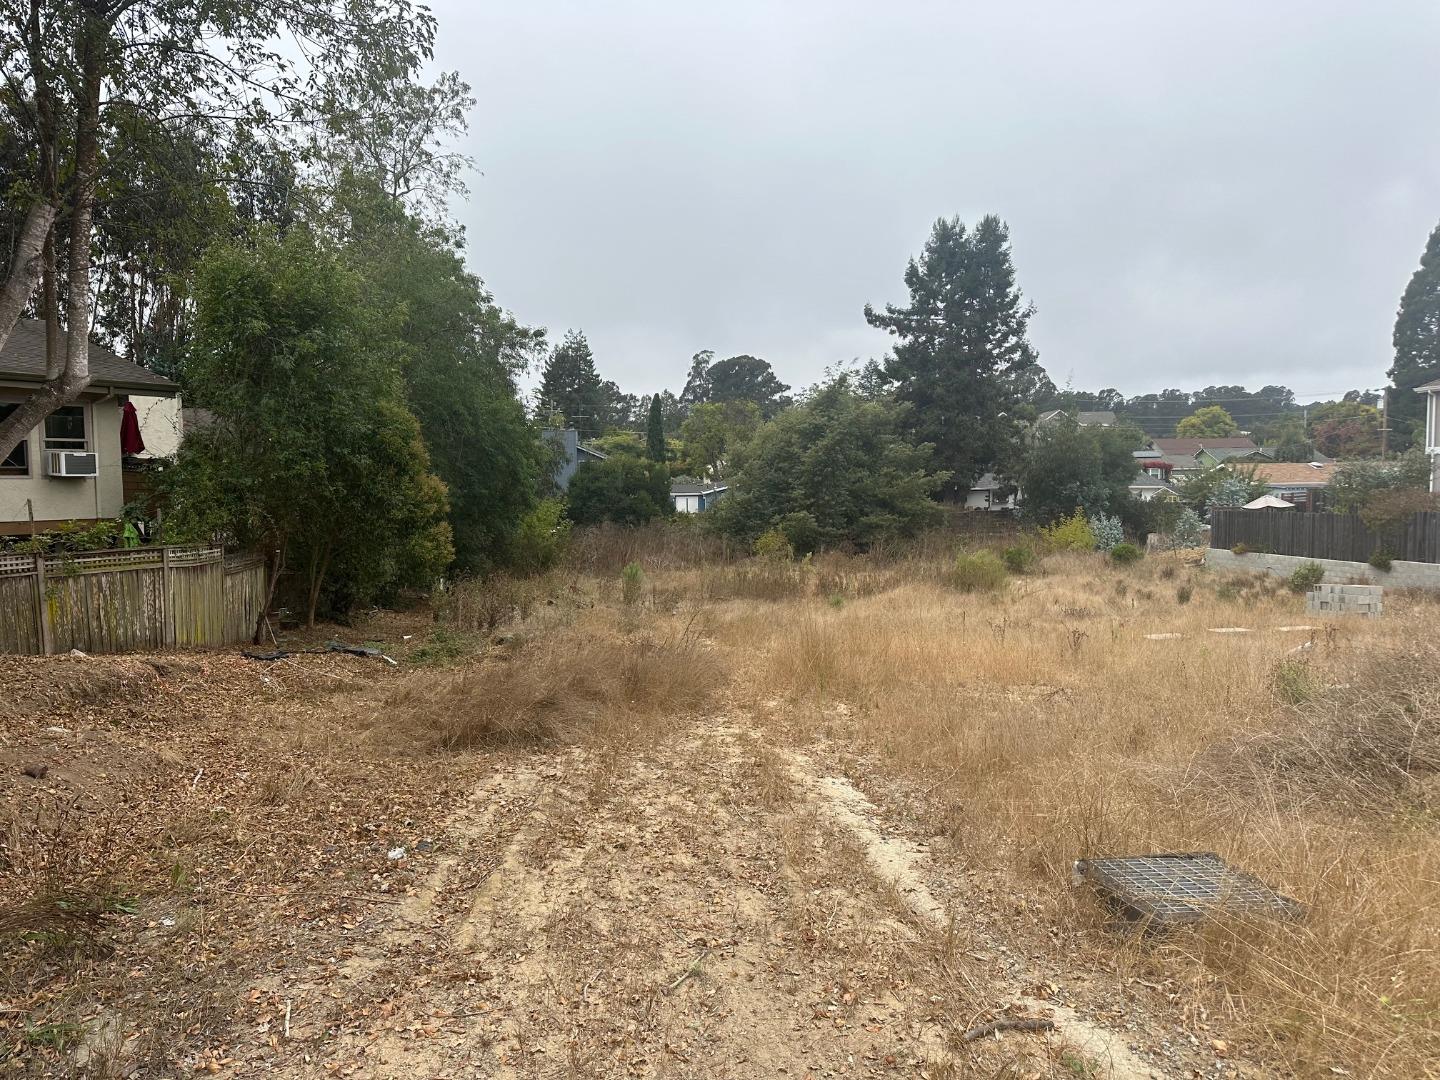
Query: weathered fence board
223,556,267,646
1210,509,1440,564
0,546,266,656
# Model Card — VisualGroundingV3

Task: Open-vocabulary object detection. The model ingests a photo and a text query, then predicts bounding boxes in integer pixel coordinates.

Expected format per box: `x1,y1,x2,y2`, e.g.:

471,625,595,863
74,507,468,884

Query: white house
1419,378,1440,492
1,320,179,533
670,477,727,513
964,473,1017,511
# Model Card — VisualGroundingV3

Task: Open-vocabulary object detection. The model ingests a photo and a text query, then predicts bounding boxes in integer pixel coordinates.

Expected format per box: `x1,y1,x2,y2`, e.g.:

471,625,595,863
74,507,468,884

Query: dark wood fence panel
0,546,266,655
223,555,267,646
1210,509,1440,564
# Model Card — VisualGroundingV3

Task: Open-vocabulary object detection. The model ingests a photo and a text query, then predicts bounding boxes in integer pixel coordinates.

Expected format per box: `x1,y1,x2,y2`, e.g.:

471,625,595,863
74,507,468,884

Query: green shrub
1288,562,1326,594
1231,543,1248,556
1088,513,1124,552
1176,584,1193,604
506,498,571,575
1110,542,1142,564
1272,657,1318,705
1001,545,1036,574
753,527,795,561
1039,509,1096,551
1369,549,1394,572
621,561,645,605
952,549,1008,592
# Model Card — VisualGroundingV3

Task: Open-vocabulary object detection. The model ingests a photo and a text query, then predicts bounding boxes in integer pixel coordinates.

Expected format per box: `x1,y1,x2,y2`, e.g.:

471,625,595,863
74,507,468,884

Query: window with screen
0,404,27,475
43,405,87,451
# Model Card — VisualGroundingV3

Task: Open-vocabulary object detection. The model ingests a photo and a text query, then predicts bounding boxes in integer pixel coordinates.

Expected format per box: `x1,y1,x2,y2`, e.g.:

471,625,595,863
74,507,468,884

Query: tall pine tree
864,215,1042,497
646,395,667,461
538,330,607,438
1389,220,1440,452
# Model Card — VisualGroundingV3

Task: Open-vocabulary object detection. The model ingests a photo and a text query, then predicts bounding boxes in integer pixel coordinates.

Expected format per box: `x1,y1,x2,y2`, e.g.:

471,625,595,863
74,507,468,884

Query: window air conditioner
46,450,98,478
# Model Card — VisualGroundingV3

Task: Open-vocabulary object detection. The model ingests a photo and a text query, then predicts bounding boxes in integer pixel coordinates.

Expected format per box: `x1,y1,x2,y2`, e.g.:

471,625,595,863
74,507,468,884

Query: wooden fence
0,546,267,656
1210,509,1440,564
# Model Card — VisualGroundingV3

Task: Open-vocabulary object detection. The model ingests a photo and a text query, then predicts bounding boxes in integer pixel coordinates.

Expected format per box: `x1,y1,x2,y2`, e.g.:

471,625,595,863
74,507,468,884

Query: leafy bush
952,549,1008,592
1160,506,1206,550
777,511,822,556
1369,549,1394,572
1088,512,1124,552
1039,509,1095,551
1231,543,1248,555
1329,450,1433,513
1271,657,1318,706
753,528,795,561
1001,545,1036,574
1206,474,1255,512
1288,562,1326,594
506,498,571,575
1110,542,1142,564
567,454,671,526
708,379,946,550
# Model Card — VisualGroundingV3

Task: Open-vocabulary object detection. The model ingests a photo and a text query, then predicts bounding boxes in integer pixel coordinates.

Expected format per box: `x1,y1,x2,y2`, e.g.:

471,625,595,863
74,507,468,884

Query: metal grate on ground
1075,851,1305,926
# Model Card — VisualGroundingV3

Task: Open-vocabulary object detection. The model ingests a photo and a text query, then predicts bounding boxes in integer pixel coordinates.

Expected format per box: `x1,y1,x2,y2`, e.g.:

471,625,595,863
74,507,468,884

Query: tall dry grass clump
383,610,720,750
566,521,737,575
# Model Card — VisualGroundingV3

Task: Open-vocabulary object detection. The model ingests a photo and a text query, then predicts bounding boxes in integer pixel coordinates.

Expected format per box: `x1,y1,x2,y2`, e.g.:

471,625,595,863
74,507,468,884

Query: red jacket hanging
120,400,145,455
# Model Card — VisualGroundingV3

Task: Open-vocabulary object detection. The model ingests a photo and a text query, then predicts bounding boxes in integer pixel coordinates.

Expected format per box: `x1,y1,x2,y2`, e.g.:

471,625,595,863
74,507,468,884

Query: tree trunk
0,11,105,464
306,542,333,629
0,200,57,351
253,542,286,645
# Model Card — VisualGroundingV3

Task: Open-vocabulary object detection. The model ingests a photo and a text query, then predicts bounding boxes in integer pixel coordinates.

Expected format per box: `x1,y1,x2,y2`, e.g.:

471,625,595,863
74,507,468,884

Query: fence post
34,553,53,656
161,545,174,648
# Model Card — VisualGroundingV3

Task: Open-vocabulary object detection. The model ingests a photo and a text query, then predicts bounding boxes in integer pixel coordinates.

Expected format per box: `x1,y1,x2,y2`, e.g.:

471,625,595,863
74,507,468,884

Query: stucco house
1418,378,1440,492
1,320,179,534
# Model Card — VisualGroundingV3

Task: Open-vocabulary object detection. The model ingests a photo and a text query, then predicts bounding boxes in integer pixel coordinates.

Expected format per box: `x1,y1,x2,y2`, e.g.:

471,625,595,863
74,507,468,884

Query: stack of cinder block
1306,583,1383,617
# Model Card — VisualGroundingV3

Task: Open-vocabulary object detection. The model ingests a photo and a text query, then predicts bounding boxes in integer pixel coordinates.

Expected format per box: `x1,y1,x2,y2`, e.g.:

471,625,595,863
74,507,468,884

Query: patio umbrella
1243,494,1293,509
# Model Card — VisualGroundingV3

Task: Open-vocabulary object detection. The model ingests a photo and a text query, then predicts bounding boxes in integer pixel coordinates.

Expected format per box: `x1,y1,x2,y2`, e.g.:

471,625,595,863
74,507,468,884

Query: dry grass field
2,535,1436,1078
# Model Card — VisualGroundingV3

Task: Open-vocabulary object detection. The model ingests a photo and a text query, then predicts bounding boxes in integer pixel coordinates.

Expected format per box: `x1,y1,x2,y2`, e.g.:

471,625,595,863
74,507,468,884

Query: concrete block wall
1307,583,1384,616
1205,547,1440,589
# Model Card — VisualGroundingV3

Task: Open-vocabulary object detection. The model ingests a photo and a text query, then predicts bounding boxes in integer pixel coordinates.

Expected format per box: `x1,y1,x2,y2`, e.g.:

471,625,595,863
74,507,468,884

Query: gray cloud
430,0,1440,403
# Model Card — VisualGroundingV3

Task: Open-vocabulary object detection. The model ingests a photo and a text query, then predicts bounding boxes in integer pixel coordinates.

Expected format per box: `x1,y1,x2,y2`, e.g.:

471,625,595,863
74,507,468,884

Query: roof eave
0,372,179,397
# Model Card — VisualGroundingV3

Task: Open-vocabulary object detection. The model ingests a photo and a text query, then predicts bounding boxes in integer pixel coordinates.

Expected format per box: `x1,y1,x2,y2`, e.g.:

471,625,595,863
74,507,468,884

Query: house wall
129,394,183,458
0,396,124,529
1205,548,1440,589
674,494,701,513
964,490,1016,511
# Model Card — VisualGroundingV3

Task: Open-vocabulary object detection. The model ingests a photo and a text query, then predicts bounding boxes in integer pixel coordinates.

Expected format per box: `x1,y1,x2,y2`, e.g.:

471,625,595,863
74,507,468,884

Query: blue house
670,477,728,514
542,427,607,491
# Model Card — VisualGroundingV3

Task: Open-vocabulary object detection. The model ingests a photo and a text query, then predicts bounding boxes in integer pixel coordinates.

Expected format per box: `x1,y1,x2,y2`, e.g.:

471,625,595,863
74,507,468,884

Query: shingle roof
1151,436,1258,455
1199,446,1273,462
1240,462,1337,487
1077,410,1117,426
0,319,178,394
670,477,727,496
1129,475,1177,492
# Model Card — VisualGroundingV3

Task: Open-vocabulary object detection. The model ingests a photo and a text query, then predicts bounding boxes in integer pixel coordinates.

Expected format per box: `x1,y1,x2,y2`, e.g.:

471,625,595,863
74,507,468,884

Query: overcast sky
429,0,1440,404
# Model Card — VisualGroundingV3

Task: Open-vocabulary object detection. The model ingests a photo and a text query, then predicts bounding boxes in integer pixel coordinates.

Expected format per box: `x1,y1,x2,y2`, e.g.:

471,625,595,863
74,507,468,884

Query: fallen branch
961,1017,1055,1042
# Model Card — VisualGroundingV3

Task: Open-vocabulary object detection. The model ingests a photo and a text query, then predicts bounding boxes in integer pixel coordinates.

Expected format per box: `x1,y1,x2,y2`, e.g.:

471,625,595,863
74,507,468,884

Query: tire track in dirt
782,748,1164,1080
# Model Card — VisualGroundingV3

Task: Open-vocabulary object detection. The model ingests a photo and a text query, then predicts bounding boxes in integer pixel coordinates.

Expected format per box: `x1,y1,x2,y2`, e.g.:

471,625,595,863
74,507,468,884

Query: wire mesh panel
1076,852,1304,926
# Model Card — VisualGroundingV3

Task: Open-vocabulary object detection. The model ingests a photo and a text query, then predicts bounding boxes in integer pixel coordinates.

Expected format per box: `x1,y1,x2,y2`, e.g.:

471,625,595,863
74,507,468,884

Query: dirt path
220,707,1236,1080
